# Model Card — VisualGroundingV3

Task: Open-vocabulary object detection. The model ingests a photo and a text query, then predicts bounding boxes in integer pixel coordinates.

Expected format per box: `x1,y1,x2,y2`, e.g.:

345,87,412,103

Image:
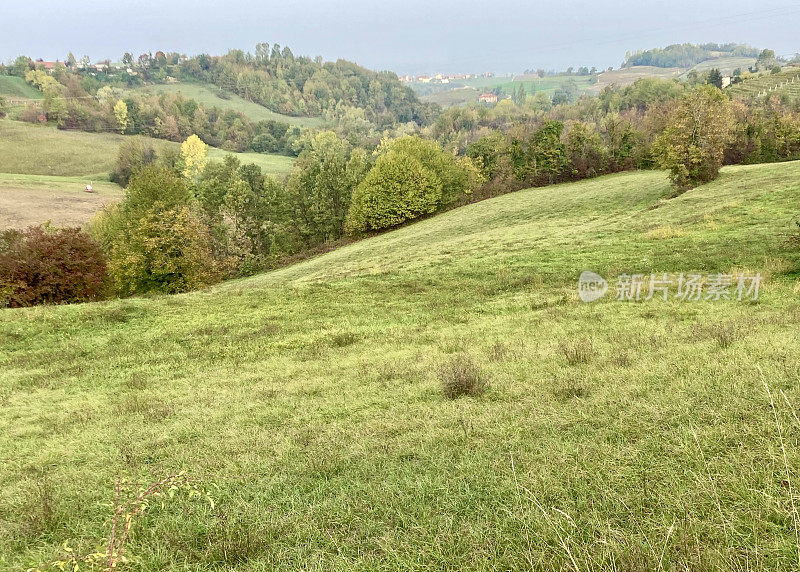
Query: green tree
382,136,480,208
707,68,723,89
526,120,567,184
653,85,734,192
345,149,442,234
110,137,157,186
565,122,607,179
91,167,219,295
285,132,369,245
467,131,506,179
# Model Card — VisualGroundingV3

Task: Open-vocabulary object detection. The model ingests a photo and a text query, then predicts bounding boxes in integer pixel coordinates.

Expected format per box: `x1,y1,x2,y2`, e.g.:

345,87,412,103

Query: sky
2,0,800,75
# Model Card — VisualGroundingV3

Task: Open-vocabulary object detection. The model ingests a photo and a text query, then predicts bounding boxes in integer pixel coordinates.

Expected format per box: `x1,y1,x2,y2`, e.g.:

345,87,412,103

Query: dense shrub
345,148,442,234
285,132,370,246
92,166,221,296
565,121,607,179
0,225,107,307
382,136,481,208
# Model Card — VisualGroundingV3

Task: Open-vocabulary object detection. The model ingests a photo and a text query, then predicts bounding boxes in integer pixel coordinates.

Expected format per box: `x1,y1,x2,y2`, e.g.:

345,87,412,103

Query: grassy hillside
0,120,295,178
2,163,800,569
588,66,684,93
688,56,756,75
421,87,479,107
137,82,325,128
0,75,43,100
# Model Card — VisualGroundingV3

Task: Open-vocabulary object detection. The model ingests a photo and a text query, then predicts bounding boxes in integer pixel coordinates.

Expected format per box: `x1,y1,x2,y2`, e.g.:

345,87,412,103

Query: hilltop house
478,92,498,104
34,59,58,72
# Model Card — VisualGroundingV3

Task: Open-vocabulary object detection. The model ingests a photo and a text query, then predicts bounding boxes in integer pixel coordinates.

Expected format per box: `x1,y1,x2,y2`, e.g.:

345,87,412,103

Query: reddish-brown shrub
0,225,108,307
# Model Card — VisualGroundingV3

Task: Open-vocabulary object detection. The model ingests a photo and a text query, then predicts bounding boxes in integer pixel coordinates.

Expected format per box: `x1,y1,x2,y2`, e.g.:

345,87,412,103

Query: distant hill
134,82,325,128
623,43,760,68
588,66,683,93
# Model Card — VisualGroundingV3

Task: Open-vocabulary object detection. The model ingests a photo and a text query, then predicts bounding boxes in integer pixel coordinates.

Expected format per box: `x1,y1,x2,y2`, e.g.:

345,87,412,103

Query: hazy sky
2,0,800,74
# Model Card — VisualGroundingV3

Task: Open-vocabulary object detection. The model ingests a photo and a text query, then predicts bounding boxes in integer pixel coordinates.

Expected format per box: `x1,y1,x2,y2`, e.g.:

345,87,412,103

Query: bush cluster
0,226,107,307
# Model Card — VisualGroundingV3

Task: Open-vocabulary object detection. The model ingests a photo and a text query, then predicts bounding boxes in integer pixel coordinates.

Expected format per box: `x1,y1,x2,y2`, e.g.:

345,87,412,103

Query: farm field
588,66,684,93
2,161,800,570
0,174,123,229
0,120,296,179
687,56,756,75
137,82,325,128
464,74,595,95
420,86,479,106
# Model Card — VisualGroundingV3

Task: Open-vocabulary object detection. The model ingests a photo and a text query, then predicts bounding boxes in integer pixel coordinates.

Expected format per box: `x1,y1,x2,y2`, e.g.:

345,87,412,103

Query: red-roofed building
478,92,498,104
35,59,58,72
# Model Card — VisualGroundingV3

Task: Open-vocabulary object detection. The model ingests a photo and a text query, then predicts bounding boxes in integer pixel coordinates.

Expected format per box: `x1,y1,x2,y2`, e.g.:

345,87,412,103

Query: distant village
398,72,494,84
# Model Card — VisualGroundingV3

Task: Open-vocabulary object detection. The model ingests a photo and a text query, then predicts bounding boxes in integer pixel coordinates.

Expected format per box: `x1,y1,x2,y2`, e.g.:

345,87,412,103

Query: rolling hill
1,161,799,569
588,66,684,93
135,82,325,128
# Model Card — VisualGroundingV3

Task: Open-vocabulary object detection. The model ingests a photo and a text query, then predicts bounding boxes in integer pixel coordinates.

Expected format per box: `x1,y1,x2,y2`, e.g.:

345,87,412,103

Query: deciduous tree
653,85,733,192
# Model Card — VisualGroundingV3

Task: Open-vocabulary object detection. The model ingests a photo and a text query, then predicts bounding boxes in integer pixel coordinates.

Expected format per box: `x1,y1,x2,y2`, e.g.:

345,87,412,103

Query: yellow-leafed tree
113,100,129,134
180,134,209,183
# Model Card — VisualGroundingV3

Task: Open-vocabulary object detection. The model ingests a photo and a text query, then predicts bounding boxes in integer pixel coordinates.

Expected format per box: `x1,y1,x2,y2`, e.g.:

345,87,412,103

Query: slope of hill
1,162,799,569
688,56,756,75
417,74,597,106
0,75,43,100
0,120,296,178
136,82,325,128
623,43,760,68
728,66,800,99
588,66,684,93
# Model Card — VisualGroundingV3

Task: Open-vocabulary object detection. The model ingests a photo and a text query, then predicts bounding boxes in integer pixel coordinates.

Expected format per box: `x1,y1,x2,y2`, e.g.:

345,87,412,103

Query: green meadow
0,75,43,100
0,120,296,179
137,82,325,128
1,161,799,570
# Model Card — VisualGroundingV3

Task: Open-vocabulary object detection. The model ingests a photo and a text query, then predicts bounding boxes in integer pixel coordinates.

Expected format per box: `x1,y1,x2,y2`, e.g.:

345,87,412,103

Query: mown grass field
1,162,800,570
137,82,325,128
0,174,123,229
0,120,296,179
